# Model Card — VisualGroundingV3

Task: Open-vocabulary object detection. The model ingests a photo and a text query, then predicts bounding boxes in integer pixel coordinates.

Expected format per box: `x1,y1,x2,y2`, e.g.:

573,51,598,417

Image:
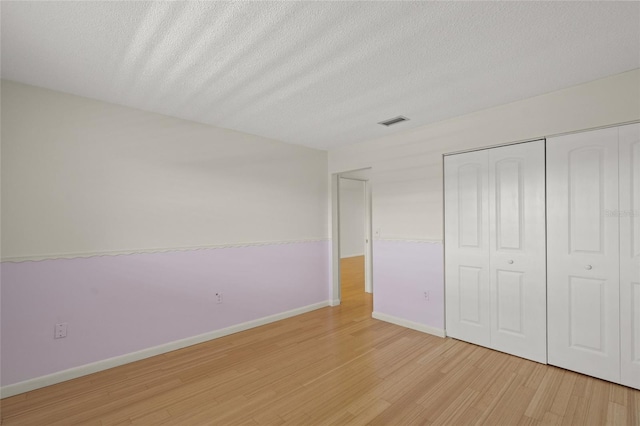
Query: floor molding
372,311,445,338
1,300,331,398
339,253,364,259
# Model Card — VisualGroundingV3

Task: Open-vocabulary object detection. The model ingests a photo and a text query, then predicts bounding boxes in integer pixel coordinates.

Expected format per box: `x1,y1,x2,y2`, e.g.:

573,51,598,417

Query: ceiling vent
378,116,409,127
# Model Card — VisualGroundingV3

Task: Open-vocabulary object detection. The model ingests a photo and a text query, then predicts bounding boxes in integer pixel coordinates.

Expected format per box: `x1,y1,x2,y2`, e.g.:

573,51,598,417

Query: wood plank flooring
2,255,639,425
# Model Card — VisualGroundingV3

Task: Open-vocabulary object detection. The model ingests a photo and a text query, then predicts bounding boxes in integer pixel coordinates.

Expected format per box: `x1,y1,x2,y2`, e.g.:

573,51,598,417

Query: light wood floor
2,255,638,425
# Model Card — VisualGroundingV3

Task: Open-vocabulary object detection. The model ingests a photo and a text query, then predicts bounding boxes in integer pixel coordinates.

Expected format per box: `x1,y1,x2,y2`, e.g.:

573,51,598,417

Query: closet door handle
507,260,514,264
585,265,593,270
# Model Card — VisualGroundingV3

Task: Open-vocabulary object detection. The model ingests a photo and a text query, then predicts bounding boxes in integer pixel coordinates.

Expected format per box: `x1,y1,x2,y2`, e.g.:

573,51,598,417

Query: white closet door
445,150,491,347
547,128,620,383
489,141,547,363
620,123,640,390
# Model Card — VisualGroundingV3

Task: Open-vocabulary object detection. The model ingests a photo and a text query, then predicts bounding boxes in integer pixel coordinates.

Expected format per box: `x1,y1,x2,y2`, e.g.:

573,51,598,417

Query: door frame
331,169,373,305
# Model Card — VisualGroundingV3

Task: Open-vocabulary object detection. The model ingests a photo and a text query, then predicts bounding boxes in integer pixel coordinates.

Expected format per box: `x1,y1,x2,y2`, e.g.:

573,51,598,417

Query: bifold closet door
445,141,546,362
488,141,547,363
620,123,640,390
547,127,621,384
445,150,491,347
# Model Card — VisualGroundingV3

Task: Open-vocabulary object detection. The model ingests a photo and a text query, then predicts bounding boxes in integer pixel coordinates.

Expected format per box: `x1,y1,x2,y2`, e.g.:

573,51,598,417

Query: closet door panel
620,123,640,390
489,141,547,363
547,128,620,383
445,150,491,347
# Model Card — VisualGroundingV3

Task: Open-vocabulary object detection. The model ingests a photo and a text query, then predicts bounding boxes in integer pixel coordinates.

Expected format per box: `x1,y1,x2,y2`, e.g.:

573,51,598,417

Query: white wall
339,178,365,258
329,69,640,241
1,80,328,261
328,69,640,331
0,80,331,393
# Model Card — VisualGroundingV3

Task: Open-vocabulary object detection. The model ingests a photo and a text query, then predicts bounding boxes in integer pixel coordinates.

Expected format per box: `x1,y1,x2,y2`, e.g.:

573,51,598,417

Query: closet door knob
507,260,514,264
585,265,593,270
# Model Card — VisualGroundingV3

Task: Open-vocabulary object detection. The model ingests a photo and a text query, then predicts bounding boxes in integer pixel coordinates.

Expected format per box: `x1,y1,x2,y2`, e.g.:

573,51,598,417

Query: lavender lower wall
0,241,329,386
373,240,444,330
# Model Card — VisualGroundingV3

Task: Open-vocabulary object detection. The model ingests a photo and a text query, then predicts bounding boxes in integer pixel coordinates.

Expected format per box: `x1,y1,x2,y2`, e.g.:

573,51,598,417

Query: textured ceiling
2,1,639,150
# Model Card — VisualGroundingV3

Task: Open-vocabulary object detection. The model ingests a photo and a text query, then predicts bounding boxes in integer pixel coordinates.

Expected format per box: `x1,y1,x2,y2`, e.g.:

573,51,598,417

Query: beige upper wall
1,81,328,260
329,69,640,241
3,69,638,258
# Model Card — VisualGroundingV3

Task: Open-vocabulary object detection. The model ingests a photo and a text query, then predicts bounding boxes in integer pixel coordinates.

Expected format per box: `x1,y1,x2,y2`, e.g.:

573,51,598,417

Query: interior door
620,123,640,390
547,127,620,383
445,150,490,347
489,141,547,363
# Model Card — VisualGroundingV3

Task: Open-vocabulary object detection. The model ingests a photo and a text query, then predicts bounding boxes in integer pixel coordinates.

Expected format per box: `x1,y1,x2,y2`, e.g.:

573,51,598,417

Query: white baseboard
339,253,364,259
1,300,331,398
330,299,341,306
372,311,445,338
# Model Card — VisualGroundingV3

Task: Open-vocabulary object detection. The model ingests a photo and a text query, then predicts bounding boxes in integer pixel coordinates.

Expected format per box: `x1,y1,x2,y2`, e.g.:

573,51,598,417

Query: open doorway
331,168,372,307
339,177,366,303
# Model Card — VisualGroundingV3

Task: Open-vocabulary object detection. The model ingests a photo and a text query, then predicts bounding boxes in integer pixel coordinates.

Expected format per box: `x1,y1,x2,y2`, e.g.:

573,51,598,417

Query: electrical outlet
423,291,430,301
216,293,223,304
55,323,68,339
